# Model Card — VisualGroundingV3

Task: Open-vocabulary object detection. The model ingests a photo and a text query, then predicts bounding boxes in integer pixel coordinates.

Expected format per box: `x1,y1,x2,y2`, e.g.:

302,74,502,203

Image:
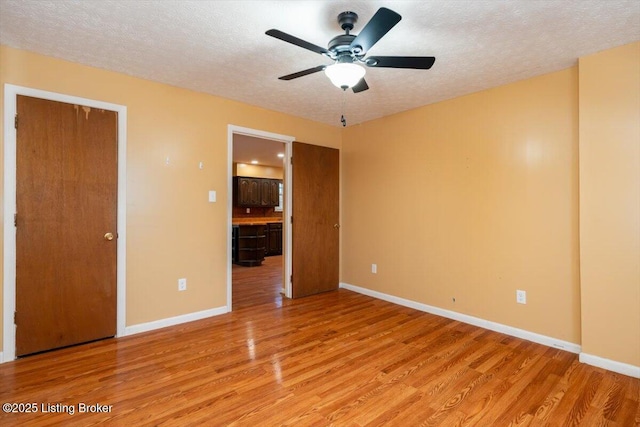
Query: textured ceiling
0,0,639,128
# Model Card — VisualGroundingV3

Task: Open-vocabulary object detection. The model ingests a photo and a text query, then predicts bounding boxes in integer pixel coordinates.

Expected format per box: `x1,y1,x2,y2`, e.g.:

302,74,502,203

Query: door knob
104,232,114,241
334,224,341,229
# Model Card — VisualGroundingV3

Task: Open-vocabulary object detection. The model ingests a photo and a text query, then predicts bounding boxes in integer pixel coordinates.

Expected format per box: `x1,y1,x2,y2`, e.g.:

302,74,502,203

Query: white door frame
227,125,294,310
2,84,127,362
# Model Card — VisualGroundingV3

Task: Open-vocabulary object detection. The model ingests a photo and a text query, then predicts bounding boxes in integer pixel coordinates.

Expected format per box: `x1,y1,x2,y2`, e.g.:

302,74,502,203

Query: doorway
2,85,127,362
231,133,287,309
227,126,341,309
227,126,294,311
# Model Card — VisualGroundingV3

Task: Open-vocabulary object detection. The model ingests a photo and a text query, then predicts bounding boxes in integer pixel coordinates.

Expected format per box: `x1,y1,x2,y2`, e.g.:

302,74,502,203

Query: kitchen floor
232,255,283,310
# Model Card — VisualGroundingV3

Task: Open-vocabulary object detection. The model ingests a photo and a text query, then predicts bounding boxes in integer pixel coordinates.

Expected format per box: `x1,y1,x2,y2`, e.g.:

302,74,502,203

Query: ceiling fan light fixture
324,62,366,89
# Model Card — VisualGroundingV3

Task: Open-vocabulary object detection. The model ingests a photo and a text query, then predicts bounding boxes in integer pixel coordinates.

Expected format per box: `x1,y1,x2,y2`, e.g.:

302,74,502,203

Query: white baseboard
579,352,640,379
124,306,229,336
0,351,3,363
339,282,581,354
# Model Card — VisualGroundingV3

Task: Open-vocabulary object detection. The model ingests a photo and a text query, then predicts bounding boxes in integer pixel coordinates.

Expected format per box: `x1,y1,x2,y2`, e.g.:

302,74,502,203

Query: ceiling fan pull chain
341,90,347,127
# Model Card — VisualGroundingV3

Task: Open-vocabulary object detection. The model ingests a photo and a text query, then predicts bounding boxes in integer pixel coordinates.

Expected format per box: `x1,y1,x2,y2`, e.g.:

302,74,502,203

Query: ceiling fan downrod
338,11,358,34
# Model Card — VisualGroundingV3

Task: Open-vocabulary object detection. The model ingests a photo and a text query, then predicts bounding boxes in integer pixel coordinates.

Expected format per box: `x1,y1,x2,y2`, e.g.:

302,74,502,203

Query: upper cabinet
234,176,282,207
236,177,261,206
264,179,280,207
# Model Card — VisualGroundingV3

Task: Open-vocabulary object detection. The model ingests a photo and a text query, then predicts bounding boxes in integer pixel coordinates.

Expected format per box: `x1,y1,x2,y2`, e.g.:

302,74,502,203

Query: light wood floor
1,259,638,426
232,255,284,310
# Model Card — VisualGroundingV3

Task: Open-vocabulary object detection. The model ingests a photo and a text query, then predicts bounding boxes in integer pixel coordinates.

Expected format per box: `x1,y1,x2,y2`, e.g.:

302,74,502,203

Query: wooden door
292,142,339,298
15,95,118,356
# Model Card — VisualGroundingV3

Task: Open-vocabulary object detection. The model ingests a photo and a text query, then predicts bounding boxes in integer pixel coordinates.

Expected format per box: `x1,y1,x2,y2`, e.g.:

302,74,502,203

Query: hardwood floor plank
350,382,419,425
1,261,638,426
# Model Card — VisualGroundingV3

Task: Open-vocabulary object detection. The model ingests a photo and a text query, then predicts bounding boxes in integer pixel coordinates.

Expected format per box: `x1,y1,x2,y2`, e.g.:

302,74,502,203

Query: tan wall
579,42,640,367
3,41,638,368
233,163,283,179
0,45,341,349
342,68,581,343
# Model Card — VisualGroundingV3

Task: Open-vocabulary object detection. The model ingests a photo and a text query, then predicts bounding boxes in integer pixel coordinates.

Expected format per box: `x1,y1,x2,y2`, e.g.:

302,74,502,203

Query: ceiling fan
265,7,436,93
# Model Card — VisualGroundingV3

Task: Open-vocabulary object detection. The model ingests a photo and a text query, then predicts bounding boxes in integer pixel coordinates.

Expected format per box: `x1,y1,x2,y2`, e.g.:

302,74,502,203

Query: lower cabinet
266,222,283,256
232,226,238,263
232,222,282,266
235,224,266,267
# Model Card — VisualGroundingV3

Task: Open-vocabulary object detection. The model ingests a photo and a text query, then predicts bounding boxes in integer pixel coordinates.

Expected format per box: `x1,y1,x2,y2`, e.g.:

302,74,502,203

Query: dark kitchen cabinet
265,222,282,256
232,225,238,263
263,179,280,206
234,176,282,208
236,224,266,266
235,177,261,206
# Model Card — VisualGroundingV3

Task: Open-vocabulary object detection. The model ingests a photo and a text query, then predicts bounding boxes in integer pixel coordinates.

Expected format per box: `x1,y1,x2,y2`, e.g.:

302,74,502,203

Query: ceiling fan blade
349,8,401,54
365,56,436,69
266,29,330,56
278,65,326,81
352,78,369,93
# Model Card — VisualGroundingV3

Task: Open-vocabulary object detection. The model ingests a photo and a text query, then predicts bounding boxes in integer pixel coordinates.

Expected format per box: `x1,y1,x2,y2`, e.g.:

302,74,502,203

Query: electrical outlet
371,263,377,274
246,208,250,213
516,289,526,304
178,278,187,291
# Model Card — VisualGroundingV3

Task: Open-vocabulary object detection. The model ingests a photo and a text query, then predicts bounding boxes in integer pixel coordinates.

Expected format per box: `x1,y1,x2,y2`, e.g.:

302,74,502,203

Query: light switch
208,191,216,203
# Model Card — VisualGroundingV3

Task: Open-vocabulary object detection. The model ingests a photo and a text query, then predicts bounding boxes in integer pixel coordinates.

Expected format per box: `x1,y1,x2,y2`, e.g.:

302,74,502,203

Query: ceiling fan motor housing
332,12,364,56
328,34,357,55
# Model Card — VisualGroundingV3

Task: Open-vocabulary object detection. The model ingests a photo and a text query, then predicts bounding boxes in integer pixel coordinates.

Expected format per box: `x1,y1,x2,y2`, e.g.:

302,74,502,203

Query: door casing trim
227,125,294,309
2,84,127,362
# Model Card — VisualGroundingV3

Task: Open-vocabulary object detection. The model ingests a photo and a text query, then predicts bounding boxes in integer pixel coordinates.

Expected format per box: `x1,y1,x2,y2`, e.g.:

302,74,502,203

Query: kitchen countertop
232,218,282,226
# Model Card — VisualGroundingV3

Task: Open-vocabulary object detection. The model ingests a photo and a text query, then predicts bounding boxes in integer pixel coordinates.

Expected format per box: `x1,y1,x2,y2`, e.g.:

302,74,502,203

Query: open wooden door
291,142,339,298
15,95,118,356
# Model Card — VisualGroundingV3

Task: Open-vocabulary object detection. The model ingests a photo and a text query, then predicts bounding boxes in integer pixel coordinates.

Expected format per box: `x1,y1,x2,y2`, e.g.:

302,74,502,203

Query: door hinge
14,213,17,227
14,114,18,129
290,157,293,165
290,216,293,224
14,311,17,325
290,275,293,284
